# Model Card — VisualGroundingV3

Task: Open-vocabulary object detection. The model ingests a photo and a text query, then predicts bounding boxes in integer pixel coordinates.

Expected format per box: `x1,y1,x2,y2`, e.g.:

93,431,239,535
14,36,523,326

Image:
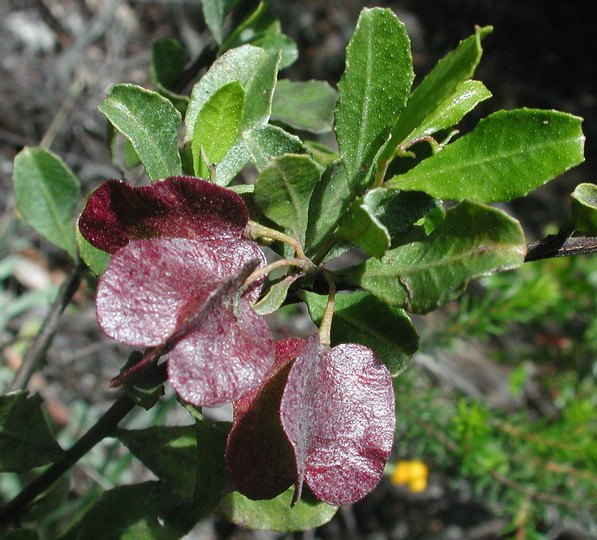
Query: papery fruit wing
280,336,395,506
79,176,250,253
226,339,307,500
96,237,264,346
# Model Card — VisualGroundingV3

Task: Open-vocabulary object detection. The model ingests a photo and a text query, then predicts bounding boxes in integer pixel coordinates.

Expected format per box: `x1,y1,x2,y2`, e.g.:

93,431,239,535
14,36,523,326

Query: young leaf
280,335,395,506
200,0,241,45
151,38,186,91
191,81,245,178
301,290,419,375
386,109,585,203
254,154,321,241
335,8,414,185
220,1,297,69
305,160,353,261
12,147,80,258
337,196,391,258
185,45,278,143
335,200,526,313
272,79,337,133
0,391,64,472
217,488,337,532
242,124,306,171
58,481,196,540
79,176,250,254
387,25,492,148
226,339,303,500
98,84,183,182
570,182,597,235
185,46,280,184
253,274,299,315
407,79,492,140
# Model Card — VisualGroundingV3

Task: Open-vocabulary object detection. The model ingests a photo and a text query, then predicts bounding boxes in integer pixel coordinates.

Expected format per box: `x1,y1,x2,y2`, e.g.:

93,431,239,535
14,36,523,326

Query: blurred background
1,1,595,538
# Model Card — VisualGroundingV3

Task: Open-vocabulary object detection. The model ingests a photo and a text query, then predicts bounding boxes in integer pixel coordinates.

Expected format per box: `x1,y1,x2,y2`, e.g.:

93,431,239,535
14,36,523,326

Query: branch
525,234,597,262
6,260,85,393
0,363,167,526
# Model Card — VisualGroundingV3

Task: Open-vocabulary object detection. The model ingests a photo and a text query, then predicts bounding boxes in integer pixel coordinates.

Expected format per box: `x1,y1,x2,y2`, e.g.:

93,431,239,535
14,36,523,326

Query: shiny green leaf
254,154,321,239
217,488,337,532
13,147,80,257
272,79,337,133
335,201,525,313
570,182,597,235
191,81,245,178
387,26,492,148
243,124,306,171
185,45,279,184
200,0,241,44
335,8,414,184
302,290,419,375
386,109,585,203
408,79,492,140
337,196,390,258
0,391,64,472
253,274,298,315
305,160,353,262
98,84,182,182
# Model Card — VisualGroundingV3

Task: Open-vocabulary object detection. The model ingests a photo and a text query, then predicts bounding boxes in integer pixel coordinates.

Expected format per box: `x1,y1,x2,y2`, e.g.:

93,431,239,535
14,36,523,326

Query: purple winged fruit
226,334,395,506
79,176,275,407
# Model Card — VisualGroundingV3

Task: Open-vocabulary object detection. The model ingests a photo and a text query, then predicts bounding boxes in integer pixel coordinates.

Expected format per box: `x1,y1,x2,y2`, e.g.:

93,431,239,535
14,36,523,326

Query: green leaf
200,0,241,45
217,488,337,532
335,8,414,185
337,195,390,258
221,1,297,69
570,182,597,235
304,140,339,168
151,38,186,90
98,84,183,182
58,481,195,540
116,420,228,513
120,352,165,410
301,291,419,375
191,81,245,178
335,201,525,313
254,154,321,240
408,79,492,140
117,425,198,498
0,391,64,472
242,124,306,171
184,45,279,184
12,147,80,257
76,224,110,276
193,418,229,514
305,160,353,261
253,274,299,315
272,79,337,133
386,109,585,203
387,25,492,148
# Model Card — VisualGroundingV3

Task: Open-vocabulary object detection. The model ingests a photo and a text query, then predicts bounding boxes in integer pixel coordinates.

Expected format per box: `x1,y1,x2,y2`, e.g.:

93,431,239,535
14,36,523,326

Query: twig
0,392,136,526
6,259,85,393
525,234,597,262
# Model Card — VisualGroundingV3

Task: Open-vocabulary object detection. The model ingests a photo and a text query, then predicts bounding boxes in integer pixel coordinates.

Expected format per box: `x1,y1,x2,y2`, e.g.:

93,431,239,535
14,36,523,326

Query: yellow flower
391,460,428,492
